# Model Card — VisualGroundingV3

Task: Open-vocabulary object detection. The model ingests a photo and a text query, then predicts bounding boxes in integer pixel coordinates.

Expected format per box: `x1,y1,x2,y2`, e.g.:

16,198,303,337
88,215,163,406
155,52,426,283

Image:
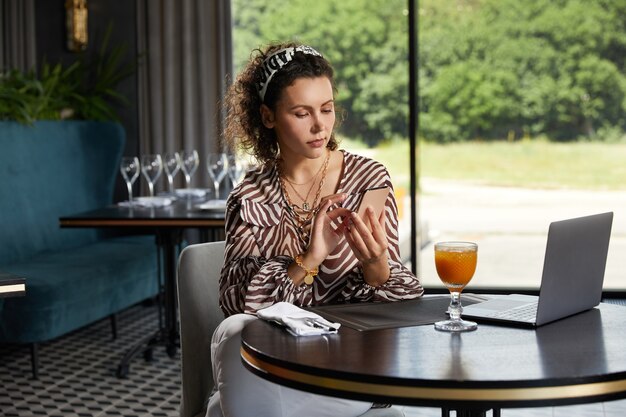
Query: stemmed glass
434,241,478,332
163,152,181,193
120,157,140,203
179,150,199,188
141,154,163,197
207,153,229,199
227,155,248,188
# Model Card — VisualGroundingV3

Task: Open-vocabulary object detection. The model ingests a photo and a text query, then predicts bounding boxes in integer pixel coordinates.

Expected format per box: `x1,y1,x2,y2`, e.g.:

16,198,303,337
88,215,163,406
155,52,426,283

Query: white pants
206,314,372,417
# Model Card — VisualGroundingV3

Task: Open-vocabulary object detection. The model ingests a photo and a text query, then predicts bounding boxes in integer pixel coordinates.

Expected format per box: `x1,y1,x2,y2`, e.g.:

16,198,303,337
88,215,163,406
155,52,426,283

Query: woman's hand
345,206,390,287
302,193,352,266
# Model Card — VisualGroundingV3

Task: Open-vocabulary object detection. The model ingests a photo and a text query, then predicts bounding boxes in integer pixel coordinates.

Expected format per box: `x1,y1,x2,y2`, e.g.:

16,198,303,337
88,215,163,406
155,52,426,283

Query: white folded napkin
174,188,209,198
118,196,173,208
257,302,340,336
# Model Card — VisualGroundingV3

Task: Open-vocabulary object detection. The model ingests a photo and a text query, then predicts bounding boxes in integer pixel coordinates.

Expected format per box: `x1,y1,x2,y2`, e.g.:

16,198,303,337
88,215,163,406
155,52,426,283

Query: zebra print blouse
219,150,423,316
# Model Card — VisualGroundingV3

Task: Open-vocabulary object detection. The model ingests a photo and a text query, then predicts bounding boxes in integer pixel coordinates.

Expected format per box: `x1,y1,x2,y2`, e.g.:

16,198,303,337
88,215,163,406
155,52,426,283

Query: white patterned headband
257,45,323,102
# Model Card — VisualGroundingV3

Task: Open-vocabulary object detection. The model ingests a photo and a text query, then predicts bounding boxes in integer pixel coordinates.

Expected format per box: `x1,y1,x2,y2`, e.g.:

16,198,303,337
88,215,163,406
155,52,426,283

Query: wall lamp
65,0,88,52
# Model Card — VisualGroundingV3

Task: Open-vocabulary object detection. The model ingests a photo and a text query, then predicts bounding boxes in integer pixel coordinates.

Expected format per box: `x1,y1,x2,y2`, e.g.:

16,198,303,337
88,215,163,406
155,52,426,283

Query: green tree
419,0,626,142
233,0,626,144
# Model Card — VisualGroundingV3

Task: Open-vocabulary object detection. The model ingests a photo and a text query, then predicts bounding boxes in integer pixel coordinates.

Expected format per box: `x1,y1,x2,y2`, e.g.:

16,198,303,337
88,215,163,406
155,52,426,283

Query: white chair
176,241,404,417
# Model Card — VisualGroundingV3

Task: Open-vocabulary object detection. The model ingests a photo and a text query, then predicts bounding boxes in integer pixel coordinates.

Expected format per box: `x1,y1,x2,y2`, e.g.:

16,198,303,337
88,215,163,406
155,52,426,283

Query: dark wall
34,0,140,200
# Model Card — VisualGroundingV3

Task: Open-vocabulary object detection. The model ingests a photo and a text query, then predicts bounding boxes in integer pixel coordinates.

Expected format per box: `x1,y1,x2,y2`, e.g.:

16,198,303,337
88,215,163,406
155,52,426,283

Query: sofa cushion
0,235,158,344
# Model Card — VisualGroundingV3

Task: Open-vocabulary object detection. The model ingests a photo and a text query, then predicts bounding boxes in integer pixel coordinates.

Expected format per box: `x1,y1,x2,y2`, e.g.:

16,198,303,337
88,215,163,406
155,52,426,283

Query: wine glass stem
148,182,154,197
185,173,191,188
167,176,174,193
449,291,462,321
126,182,133,202
214,181,220,199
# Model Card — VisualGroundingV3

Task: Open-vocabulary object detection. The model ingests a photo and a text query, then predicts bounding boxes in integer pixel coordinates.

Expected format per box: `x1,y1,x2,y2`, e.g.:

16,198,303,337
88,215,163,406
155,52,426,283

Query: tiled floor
2,301,626,416
0,302,180,416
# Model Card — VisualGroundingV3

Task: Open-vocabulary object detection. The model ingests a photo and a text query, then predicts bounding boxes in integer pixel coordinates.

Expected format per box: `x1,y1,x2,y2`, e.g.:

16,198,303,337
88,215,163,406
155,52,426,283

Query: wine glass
120,156,140,203
141,154,163,197
179,150,199,188
163,152,181,193
207,153,229,199
227,154,248,188
434,241,478,332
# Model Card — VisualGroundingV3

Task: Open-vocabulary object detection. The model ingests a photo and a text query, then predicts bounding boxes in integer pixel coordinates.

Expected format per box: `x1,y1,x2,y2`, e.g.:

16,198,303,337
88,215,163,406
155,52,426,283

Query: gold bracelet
294,254,318,285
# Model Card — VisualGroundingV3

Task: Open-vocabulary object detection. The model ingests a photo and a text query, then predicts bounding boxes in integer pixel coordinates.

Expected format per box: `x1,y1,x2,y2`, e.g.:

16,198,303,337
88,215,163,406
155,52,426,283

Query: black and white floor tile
0,303,180,417
2,301,626,417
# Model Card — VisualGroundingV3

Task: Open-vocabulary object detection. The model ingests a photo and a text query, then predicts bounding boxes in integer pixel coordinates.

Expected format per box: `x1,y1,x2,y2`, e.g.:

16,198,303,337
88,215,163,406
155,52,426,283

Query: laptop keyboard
487,302,538,322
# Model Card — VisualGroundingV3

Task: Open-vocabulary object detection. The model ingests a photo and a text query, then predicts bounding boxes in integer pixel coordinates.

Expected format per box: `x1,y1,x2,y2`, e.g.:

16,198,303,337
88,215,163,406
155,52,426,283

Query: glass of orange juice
434,241,478,332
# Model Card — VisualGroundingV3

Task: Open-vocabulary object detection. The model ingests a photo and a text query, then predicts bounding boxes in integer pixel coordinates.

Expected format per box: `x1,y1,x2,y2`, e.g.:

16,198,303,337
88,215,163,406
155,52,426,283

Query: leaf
0,20,135,124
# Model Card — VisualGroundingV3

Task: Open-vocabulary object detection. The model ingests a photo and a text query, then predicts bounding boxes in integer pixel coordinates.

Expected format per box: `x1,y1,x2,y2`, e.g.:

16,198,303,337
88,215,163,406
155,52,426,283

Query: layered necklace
278,149,331,242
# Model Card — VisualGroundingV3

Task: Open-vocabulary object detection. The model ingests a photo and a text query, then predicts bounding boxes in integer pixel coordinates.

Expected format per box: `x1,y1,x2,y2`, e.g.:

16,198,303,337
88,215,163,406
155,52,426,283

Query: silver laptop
462,212,613,327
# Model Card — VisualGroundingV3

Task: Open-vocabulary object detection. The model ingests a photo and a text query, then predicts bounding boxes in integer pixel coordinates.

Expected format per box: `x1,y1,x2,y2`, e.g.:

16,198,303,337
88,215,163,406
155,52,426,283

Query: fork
303,318,336,331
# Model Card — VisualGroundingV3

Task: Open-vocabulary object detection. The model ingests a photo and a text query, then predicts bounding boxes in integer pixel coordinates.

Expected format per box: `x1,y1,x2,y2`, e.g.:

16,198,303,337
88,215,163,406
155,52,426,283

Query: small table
60,198,225,377
241,302,626,417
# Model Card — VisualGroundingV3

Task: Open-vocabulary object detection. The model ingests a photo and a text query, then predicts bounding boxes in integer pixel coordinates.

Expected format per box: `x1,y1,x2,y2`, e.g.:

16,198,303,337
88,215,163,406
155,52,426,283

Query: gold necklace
279,150,331,241
281,152,328,223
282,156,326,186
279,149,330,212
282,153,327,211
286,168,321,211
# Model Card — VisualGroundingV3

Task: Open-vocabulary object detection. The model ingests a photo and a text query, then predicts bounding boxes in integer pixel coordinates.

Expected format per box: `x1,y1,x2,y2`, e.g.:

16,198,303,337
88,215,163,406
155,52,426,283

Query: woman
207,41,423,417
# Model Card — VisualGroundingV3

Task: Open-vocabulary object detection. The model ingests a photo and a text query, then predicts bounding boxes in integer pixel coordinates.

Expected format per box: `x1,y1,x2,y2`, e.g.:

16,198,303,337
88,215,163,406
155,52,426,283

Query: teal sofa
0,121,159,377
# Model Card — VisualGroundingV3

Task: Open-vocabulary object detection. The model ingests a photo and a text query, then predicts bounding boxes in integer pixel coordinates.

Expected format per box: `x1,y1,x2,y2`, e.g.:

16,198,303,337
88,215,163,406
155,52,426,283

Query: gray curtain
0,0,37,71
136,0,232,191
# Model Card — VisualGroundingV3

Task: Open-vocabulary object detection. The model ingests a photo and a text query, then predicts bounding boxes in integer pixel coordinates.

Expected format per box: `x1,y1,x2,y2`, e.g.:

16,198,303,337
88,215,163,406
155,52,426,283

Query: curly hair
222,41,340,166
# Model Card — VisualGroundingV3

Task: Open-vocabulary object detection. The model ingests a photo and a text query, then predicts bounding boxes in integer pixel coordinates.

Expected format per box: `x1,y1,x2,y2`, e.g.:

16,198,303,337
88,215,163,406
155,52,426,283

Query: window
232,0,626,293
417,0,626,292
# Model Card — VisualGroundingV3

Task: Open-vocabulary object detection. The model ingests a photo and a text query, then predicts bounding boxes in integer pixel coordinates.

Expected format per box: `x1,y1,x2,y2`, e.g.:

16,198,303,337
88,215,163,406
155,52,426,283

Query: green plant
0,69,38,123
0,24,134,124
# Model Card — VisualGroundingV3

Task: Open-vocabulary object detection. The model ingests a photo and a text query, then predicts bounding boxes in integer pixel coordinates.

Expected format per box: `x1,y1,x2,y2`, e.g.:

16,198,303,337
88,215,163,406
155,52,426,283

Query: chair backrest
177,241,226,417
0,121,125,265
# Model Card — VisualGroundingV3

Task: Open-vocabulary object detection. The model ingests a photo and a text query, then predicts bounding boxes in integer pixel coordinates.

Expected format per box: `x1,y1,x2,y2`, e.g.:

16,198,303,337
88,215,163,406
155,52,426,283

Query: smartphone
356,186,390,230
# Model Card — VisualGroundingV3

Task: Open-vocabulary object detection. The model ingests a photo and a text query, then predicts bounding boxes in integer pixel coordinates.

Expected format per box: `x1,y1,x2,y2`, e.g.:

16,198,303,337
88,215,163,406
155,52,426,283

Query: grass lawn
342,138,626,191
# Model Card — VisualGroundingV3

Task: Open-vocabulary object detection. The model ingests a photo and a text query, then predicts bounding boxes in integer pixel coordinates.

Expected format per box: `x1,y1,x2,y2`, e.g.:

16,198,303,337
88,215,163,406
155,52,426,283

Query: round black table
241,302,626,416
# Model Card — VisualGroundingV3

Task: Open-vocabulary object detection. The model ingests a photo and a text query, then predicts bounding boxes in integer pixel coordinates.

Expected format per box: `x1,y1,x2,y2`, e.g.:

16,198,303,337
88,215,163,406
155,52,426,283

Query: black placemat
309,294,486,331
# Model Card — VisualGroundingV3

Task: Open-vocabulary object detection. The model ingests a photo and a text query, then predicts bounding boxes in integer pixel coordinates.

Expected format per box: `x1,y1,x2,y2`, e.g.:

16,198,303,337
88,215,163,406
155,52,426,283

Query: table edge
240,344,626,407
59,218,225,228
